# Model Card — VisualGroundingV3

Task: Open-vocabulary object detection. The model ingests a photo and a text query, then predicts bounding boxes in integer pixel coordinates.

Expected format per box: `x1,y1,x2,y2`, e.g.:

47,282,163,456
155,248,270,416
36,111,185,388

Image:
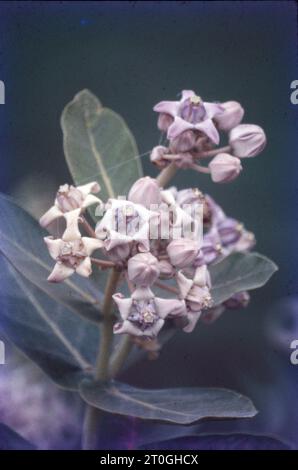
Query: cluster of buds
151,90,266,183
39,89,262,359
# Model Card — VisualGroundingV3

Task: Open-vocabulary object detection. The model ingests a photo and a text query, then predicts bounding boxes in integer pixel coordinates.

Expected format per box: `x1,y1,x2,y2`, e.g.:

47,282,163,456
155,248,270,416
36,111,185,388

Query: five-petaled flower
153,89,223,145
113,287,186,338
44,210,103,282
39,182,102,228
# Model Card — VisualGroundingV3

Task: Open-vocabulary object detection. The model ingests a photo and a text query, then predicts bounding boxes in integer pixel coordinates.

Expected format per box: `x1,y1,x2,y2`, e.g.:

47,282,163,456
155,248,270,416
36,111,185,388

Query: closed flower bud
209,153,242,183
158,259,176,279
214,101,244,131
128,176,161,209
170,129,196,153
150,145,169,168
229,124,266,157
167,238,199,268
128,252,160,287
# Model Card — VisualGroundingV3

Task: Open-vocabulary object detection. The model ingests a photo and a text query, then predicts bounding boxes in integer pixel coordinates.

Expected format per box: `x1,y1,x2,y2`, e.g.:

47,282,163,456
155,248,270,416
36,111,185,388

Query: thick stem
190,163,211,174
91,258,116,269
155,280,179,295
110,335,133,378
80,216,97,238
82,269,120,450
156,162,177,188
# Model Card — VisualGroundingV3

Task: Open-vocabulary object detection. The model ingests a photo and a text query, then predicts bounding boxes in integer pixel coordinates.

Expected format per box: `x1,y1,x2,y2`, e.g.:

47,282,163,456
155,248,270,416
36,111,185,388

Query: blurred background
0,1,298,449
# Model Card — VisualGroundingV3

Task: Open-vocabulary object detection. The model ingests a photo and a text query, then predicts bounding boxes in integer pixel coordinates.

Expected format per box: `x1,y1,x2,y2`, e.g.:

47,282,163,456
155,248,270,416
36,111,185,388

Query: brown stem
194,145,231,160
155,280,179,295
91,258,116,269
82,269,120,450
80,216,97,238
156,162,177,188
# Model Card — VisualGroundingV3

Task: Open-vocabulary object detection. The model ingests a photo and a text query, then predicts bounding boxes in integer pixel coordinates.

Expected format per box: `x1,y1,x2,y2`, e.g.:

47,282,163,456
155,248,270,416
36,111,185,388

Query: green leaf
0,193,103,324
210,252,278,306
79,380,257,424
61,89,143,208
0,255,98,390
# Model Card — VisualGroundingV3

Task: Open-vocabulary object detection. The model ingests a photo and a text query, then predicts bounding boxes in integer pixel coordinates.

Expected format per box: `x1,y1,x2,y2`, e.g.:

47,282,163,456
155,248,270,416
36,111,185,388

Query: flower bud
128,252,160,286
209,153,242,183
150,146,169,168
223,291,250,309
157,113,174,131
158,259,176,279
229,124,266,157
176,188,204,207
169,129,196,153
214,101,244,131
167,238,199,268
193,265,211,288
128,176,161,209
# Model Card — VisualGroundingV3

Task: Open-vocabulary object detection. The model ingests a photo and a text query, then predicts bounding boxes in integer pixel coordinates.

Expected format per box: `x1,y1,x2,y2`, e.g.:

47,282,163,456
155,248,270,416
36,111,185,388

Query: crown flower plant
0,88,278,450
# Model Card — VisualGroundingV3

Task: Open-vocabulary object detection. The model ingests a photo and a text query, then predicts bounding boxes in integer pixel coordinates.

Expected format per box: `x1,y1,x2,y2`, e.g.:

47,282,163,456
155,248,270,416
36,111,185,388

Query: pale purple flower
176,267,213,332
153,90,223,144
217,217,244,247
214,100,244,131
128,176,162,209
161,189,200,240
127,252,160,287
194,226,223,266
44,210,103,282
209,153,242,183
229,124,266,158
39,182,102,228
167,238,200,268
95,199,156,261
113,287,186,338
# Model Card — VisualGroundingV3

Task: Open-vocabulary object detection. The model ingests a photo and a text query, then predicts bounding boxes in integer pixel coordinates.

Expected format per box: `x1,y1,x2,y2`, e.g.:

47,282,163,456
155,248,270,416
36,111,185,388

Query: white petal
44,236,63,260
39,206,63,227
112,294,132,320
146,319,165,337
47,262,74,282
63,208,81,241
113,320,143,337
82,237,104,256
155,298,186,319
82,194,102,209
77,182,100,197
75,257,92,277
183,311,201,333
176,271,193,299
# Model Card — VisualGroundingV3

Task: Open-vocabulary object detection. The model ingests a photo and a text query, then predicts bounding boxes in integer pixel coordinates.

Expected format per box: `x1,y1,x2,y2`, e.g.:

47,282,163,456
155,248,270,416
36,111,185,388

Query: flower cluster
40,89,263,358
151,90,266,183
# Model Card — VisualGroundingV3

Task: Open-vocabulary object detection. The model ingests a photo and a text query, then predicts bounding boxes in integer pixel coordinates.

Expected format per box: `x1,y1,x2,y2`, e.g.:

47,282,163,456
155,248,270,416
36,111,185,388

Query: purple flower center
56,184,84,212
179,95,206,124
58,240,86,268
128,299,158,331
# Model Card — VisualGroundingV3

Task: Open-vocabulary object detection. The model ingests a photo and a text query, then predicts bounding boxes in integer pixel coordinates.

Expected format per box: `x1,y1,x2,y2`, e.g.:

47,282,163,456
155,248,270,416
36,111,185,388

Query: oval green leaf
80,380,257,424
210,252,278,306
61,89,143,208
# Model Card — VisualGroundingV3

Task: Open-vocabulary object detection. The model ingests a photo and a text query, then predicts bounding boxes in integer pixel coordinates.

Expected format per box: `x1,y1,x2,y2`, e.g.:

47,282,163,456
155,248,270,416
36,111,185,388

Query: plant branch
156,162,177,188
194,145,231,159
82,268,120,450
80,216,97,238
